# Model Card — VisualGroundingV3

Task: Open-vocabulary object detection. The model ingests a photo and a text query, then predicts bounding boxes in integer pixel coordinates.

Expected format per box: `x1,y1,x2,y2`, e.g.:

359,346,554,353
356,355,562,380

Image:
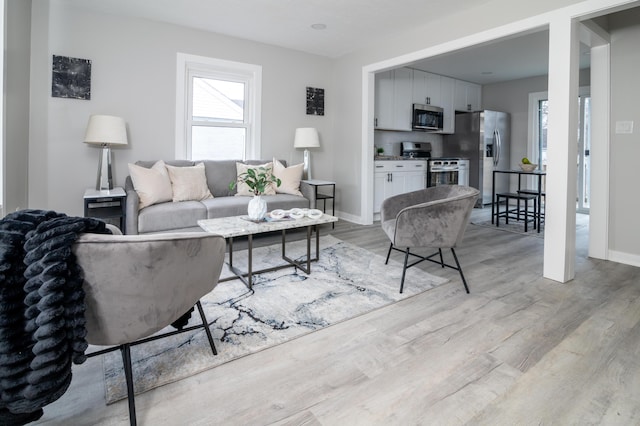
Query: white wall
608,9,640,264
3,0,31,214
28,0,334,216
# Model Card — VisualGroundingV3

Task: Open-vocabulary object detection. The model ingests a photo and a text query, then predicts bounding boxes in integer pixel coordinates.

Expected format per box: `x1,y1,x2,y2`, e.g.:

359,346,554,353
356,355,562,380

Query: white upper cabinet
454,80,482,112
374,68,412,131
375,68,481,133
412,70,441,107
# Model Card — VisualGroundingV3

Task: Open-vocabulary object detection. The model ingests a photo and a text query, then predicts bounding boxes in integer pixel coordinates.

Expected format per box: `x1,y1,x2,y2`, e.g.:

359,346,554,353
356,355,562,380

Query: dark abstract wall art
306,87,324,116
52,55,92,100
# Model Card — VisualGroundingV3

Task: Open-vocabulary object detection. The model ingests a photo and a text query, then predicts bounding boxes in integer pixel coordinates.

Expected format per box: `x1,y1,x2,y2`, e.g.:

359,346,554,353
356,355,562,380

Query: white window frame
176,53,262,160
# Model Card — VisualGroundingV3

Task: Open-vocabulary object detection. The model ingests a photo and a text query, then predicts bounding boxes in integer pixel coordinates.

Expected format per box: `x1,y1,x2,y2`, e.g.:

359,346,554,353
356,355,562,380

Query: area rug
100,235,449,403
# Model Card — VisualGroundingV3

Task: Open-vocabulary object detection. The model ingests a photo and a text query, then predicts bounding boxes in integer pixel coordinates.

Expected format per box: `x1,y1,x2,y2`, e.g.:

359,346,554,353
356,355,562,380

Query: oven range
428,158,469,187
399,142,469,187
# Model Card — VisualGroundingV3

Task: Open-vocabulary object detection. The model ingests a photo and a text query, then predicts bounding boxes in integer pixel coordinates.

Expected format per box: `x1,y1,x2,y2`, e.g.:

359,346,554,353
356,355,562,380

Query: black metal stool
495,192,538,232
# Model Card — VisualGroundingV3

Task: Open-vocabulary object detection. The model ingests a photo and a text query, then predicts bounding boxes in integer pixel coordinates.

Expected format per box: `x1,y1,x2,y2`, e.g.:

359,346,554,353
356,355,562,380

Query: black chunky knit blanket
0,209,111,425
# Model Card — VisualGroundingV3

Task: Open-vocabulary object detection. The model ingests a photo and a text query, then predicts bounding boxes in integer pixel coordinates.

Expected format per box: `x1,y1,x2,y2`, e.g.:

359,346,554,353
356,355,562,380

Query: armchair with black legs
73,226,226,426
380,185,479,294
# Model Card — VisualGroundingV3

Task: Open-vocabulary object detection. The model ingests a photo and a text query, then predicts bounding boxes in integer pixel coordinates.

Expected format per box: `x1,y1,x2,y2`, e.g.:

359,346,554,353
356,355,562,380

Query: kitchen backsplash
374,130,444,157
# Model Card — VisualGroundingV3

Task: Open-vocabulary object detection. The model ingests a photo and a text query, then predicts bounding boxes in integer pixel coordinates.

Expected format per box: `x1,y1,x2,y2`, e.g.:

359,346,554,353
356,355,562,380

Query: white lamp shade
84,115,128,146
293,127,320,149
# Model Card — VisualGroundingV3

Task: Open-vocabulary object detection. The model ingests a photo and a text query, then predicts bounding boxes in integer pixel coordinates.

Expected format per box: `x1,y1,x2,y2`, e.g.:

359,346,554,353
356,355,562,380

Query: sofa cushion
166,163,214,202
273,158,304,196
234,162,277,196
201,194,309,219
128,160,173,209
137,201,207,234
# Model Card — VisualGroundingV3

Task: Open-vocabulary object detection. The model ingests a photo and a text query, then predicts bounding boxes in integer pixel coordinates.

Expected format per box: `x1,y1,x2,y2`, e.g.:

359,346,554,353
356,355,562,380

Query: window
176,54,262,161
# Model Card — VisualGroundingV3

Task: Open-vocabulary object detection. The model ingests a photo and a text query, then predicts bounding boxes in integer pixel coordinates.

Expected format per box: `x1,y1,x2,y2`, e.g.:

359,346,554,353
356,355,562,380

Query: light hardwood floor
36,209,640,425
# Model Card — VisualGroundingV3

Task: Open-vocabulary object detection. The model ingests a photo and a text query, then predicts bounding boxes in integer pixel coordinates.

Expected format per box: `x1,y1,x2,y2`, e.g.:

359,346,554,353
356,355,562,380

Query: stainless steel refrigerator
443,110,510,206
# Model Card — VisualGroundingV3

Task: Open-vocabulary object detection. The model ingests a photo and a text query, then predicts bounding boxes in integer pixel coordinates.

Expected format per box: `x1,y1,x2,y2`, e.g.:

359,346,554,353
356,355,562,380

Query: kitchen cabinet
454,80,482,112
412,70,441,107
374,68,412,131
373,160,427,214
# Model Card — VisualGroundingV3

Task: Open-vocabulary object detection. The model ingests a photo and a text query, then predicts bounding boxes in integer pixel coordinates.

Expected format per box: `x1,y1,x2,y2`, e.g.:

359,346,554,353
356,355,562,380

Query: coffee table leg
307,225,312,272
247,234,253,289
228,237,233,268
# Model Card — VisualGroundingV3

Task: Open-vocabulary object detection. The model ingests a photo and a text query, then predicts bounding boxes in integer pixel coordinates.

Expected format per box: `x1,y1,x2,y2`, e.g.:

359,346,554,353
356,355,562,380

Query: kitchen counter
374,156,429,161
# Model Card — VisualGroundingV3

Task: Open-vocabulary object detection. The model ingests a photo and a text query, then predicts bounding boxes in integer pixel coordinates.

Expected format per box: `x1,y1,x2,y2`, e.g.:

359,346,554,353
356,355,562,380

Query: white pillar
543,16,580,283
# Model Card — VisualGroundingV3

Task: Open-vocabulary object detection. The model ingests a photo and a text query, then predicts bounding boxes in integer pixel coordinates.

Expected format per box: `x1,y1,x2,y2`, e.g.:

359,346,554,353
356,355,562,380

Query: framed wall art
306,87,324,116
52,55,92,100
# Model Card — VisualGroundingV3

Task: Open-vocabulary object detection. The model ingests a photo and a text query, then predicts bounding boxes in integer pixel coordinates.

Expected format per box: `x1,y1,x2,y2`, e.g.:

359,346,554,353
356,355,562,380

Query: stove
400,141,431,159
428,158,469,187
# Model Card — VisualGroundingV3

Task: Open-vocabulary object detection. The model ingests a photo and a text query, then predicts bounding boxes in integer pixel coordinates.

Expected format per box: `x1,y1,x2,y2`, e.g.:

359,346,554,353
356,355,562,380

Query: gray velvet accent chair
380,185,480,294
72,225,226,426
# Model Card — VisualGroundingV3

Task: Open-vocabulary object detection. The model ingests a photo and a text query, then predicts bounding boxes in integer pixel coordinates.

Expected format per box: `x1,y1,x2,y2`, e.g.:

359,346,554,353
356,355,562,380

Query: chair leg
399,248,410,294
196,301,217,356
385,242,393,264
451,248,470,294
120,344,137,426
438,248,444,268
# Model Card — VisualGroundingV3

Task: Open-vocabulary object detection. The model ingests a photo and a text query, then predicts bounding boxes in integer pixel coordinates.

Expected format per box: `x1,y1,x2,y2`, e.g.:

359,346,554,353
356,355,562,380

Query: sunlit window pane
192,77,245,123
191,126,245,160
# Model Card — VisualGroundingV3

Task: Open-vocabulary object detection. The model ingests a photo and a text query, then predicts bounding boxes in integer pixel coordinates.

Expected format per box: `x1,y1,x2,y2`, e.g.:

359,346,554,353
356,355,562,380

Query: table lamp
84,115,128,190
293,127,320,180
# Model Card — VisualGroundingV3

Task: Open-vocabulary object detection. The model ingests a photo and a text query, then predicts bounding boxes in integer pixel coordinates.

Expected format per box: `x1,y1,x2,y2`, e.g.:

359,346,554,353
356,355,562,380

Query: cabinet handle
376,165,384,168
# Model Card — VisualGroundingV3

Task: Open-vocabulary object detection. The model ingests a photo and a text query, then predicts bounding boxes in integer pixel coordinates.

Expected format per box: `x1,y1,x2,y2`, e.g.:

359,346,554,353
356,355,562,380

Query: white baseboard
333,210,366,225
608,250,640,268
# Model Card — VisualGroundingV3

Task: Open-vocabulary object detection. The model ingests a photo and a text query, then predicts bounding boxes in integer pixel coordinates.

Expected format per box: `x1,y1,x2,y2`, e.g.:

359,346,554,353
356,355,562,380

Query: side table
302,179,336,228
83,187,127,233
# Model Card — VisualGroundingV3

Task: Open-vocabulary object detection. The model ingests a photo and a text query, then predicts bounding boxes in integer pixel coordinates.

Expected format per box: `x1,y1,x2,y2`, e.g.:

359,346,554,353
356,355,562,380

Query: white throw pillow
273,158,303,196
165,162,213,202
128,160,173,209
235,162,277,196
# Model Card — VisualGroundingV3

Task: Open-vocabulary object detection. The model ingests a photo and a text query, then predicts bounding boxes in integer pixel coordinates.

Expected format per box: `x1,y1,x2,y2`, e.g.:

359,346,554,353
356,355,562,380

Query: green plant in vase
230,166,281,220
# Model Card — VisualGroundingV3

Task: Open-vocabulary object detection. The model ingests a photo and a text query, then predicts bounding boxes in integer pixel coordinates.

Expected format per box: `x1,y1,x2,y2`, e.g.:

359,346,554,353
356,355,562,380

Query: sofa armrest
124,176,139,235
299,181,317,209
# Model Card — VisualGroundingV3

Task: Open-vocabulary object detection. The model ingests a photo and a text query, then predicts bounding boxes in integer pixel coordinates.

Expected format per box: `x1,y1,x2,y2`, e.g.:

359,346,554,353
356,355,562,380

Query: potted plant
229,166,281,220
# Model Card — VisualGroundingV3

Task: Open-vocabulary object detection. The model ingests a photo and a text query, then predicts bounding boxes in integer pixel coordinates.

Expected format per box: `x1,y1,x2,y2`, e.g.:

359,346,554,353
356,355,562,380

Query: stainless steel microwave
412,103,444,131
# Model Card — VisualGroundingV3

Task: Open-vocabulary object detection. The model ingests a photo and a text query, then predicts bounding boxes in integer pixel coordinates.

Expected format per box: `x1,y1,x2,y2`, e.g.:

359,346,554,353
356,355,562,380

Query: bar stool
495,192,538,232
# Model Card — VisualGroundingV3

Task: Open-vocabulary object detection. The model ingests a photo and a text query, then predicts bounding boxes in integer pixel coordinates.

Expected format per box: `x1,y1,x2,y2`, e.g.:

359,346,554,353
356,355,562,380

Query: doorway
530,88,591,214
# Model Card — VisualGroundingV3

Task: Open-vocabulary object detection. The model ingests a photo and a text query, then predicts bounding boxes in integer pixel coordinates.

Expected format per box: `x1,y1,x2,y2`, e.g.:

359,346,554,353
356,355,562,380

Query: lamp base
303,149,312,180
96,144,114,191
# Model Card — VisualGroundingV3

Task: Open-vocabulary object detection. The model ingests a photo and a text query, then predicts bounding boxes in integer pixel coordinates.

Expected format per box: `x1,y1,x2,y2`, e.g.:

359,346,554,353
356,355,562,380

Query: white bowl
519,163,537,172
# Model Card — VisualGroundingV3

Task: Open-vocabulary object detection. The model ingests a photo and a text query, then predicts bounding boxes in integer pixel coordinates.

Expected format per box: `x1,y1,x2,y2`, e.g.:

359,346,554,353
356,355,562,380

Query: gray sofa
125,159,315,234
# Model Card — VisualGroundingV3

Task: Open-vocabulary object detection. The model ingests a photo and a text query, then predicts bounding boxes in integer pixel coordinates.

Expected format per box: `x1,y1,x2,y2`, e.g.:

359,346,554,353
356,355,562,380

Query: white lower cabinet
374,161,427,214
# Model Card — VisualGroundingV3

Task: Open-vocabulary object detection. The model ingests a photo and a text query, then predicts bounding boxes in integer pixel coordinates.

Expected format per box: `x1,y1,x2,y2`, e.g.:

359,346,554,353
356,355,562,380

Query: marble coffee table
198,213,338,289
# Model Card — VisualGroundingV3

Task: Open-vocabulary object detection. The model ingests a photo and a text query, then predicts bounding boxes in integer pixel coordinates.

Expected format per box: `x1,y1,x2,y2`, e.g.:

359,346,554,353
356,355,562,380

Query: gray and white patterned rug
100,235,449,403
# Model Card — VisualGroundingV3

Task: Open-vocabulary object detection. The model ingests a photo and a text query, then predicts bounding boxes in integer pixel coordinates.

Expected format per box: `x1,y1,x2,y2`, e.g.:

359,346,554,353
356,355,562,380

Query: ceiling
62,0,493,58
63,0,592,85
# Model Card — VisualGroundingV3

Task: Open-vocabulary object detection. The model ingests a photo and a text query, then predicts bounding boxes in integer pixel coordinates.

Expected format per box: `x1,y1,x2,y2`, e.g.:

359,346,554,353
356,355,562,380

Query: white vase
247,195,267,220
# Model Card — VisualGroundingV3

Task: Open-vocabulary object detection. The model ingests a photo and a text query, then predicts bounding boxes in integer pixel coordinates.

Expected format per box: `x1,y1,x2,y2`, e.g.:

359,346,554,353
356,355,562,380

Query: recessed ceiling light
311,23,326,30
